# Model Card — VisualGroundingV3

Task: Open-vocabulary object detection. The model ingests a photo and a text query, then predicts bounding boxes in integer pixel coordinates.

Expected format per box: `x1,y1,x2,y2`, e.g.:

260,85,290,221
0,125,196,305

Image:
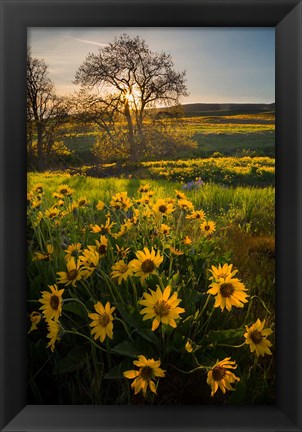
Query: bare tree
27,48,68,169
74,34,188,161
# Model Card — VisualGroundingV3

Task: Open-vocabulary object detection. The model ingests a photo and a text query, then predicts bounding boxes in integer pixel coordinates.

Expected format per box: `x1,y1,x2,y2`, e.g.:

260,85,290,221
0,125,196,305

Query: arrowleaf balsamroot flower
139,285,185,331
111,260,133,285
47,320,61,352
33,244,53,261
244,319,273,357
160,224,171,235
39,284,64,322
130,247,163,283
88,302,115,343
153,199,175,216
185,340,193,353
32,183,44,194
175,189,187,200
183,236,192,245
28,311,42,334
57,257,85,287
207,275,249,311
200,220,216,236
207,357,240,397
123,355,165,396
169,246,184,256
209,263,238,281
110,191,132,211
44,207,61,221
90,218,115,235
116,245,131,259
76,196,89,208
139,183,153,194
186,210,206,221
79,246,100,278
178,199,194,211
95,235,108,256
96,200,105,211
64,243,82,260
57,184,73,196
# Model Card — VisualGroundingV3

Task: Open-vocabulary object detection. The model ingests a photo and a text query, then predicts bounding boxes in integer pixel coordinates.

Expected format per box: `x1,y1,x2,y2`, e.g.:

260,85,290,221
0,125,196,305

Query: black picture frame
0,0,301,431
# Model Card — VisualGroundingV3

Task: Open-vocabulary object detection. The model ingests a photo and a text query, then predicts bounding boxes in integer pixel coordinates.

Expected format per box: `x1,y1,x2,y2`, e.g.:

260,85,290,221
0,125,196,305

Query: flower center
98,245,107,255
159,205,167,213
36,187,43,193
31,311,40,320
212,366,226,381
100,227,108,235
119,263,129,274
99,314,110,327
220,283,235,298
154,300,170,317
141,259,155,273
67,269,78,280
250,330,263,344
50,295,60,310
140,366,153,380
60,188,67,194
196,214,201,219
204,225,210,231
78,200,86,207
48,212,57,219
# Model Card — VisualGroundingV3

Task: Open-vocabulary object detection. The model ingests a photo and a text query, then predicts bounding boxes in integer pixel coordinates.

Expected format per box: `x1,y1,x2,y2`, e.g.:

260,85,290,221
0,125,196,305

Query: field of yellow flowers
27,173,275,405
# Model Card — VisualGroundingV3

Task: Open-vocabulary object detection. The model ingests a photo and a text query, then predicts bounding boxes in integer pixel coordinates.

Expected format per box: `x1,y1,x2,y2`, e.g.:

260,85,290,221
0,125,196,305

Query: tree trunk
124,100,137,161
136,115,145,148
36,122,44,171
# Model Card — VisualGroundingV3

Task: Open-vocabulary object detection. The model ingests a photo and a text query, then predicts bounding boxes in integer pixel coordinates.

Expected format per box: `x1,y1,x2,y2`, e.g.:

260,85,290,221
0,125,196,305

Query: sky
28,27,275,104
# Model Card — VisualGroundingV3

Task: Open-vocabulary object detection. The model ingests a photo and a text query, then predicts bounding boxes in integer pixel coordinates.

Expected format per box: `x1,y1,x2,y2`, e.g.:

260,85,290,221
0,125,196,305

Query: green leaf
116,304,142,329
63,302,87,319
54,347,87,374
28,274,43,297
206,328,244,344
111,339,154,358
168,331,186,352
255,274,262,284
229,380,246,404
104,358,133,379
134,328,159,345
176,315,194,336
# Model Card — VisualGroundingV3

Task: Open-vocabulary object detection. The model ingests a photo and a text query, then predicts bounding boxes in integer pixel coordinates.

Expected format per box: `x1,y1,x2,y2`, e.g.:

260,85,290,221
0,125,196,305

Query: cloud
66,36,108,47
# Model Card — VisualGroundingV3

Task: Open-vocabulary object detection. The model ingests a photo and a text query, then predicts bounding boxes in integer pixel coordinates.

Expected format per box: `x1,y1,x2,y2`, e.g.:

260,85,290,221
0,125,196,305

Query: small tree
27,48,68,169
75,34,189,161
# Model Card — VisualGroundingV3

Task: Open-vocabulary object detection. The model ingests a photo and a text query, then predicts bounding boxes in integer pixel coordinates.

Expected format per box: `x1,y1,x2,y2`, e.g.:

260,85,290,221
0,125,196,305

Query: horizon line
181,101,275,105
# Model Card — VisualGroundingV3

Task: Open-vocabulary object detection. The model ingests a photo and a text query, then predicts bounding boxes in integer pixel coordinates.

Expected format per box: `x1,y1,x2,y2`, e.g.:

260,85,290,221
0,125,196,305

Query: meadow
27,172,275,405
59,111,275,165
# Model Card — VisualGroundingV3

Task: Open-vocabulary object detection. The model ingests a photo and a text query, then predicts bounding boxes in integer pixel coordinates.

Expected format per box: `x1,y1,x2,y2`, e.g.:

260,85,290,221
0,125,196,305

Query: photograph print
27,27,275,405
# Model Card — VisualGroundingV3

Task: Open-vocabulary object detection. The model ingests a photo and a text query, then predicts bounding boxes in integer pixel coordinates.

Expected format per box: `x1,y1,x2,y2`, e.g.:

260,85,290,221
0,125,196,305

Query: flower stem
64,330,108,353
169,364,207,374
216,342,245,349
63,297,89,315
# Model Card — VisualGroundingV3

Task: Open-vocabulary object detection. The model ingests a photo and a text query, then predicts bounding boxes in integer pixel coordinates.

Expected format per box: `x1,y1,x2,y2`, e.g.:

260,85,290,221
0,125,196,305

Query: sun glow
123,88,141,109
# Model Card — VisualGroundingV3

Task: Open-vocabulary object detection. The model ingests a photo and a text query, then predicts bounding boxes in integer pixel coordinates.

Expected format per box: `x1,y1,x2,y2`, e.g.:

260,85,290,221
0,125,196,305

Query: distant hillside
181,103,275,117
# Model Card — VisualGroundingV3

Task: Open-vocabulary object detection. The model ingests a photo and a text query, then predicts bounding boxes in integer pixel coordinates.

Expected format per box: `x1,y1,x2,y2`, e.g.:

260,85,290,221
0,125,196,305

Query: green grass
28,173,275,223
191,132,275,157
